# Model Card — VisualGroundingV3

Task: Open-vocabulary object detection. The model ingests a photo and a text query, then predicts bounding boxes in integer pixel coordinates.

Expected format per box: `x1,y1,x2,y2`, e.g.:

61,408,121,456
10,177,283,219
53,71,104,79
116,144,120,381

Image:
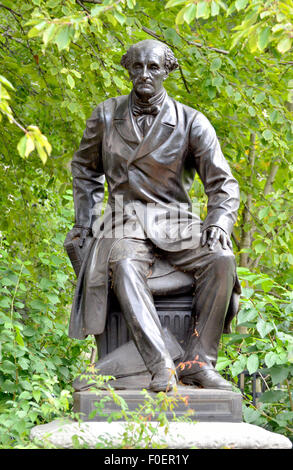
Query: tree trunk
239,133,256,268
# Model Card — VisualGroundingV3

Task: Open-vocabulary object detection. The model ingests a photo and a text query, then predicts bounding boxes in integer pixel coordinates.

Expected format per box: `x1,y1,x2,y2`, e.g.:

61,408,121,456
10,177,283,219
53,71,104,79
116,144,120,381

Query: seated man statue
66,39,240,393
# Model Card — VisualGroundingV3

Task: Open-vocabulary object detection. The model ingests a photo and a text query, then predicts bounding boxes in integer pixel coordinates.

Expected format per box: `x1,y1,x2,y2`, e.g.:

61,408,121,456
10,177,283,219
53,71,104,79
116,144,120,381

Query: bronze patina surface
65,40,240,392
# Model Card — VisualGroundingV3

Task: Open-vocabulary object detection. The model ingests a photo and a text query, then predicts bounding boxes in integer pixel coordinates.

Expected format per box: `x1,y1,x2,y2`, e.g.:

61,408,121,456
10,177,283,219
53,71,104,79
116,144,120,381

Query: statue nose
141,66,149,79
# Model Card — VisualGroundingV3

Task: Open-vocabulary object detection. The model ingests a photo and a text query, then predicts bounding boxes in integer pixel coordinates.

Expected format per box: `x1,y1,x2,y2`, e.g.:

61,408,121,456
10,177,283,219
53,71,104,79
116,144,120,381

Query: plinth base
30,419,292,449
73,386,242,423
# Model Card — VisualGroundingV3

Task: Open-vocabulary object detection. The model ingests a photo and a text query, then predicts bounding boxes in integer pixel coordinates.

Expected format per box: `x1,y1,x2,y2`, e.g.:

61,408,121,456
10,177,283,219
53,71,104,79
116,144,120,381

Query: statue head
121,39,178,100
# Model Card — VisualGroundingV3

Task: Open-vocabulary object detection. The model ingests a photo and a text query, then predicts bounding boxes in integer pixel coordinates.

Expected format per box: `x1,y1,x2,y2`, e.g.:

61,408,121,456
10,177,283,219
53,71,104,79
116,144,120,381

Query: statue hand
66,226,92,248
201,227,232,251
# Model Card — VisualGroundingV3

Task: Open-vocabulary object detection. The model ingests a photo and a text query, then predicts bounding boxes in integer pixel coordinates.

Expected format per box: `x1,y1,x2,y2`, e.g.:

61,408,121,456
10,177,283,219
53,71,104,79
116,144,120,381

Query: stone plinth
30,419,292,449
73,386,243,423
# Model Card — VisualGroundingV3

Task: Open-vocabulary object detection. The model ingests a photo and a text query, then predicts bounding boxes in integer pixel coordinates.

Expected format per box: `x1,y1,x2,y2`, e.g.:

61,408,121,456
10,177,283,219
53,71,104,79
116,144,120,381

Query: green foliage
0,75,51,164
0,0,292,447
217,267,293,436
0,180,94,447
165,0,293,54
67,372,193,449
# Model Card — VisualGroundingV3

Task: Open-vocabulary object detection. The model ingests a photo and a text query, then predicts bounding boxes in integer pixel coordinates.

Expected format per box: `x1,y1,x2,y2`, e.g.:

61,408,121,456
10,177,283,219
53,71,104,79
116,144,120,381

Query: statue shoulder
90,95,129,121
170,97,215,137
102,94,128,110
171,97,197,117
191,110,217,139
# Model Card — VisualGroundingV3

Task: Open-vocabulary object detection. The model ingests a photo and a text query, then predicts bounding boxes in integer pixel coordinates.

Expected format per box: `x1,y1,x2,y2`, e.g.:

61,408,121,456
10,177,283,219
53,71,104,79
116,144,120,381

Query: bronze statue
65,39,241,393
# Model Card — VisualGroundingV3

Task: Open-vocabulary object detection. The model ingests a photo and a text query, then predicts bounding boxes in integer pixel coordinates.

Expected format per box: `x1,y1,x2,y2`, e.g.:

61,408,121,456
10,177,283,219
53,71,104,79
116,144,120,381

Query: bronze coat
68,93,240,339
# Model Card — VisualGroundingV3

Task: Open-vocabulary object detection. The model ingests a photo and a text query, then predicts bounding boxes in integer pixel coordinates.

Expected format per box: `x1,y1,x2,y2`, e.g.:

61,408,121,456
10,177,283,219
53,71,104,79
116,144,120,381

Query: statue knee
111,257,135,275
110,258,143,290
211,249,235,275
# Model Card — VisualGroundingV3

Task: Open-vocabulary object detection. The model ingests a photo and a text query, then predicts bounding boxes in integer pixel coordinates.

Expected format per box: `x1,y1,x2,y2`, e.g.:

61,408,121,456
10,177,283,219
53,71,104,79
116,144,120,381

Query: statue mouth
137,81,152,86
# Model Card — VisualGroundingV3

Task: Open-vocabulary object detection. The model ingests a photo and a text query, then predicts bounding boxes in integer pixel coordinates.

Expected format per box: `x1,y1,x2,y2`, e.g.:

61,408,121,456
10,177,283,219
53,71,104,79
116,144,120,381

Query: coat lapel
113,95,140,148
127,94,177,167
113,93,177,165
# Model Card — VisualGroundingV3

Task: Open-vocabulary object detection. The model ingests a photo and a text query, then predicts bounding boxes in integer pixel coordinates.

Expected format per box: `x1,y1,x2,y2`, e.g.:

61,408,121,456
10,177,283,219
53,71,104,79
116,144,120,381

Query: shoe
149,368,177,393
180,368,233,391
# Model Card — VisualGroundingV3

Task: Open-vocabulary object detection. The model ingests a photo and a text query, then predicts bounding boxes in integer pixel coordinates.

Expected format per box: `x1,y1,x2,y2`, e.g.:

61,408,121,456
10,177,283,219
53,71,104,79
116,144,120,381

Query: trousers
107,237,236,376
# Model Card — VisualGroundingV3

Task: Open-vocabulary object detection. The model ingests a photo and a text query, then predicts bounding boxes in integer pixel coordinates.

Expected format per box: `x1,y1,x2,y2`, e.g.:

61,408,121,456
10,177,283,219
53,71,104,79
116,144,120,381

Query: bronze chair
96,256,239,360
65,236,240,365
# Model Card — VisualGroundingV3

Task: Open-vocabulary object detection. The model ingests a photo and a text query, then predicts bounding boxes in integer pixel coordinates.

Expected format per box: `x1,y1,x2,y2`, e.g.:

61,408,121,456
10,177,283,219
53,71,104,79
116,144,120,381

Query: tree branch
141,24,229,55
248,161,280,270
250,213,293,270
178,65,191,94
141,25,162,41
263,161,279,196
231,230,240,251
76,0,91,14
0,3,23,18
239,133,256,267
183,37,229,55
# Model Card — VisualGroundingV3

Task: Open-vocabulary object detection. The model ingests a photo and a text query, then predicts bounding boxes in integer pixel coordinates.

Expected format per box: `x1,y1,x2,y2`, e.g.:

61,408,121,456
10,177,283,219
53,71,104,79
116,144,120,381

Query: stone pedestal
73,386,243,423
30,419,292,449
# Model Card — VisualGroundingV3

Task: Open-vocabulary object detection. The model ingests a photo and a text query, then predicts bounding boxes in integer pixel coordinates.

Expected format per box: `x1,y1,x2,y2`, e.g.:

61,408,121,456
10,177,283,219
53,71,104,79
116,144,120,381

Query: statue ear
163,71,169,81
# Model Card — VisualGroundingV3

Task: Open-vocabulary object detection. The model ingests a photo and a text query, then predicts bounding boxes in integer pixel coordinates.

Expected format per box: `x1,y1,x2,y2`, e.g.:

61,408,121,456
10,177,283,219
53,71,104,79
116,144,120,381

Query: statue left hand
201,226,232,251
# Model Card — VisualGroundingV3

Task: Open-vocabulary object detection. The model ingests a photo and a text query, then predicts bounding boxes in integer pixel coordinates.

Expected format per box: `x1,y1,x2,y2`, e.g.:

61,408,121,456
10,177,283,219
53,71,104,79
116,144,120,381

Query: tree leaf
14,326,25,347
126,0,136,8
261,278,274,292
67,74,75,89
24,135,35,158
17,135,27,158
235,0,248,11
277,37,292,54
35,141,48,164
165,0,186,8
264,351,278,368
216,356,232,371
238,306,258,324
71,70,81,79
54,25,72,51
183,4,197,24
247,354,259,375
256,318,274,338
28,21,47,38
0,297,11,308
262,129,273,141
253,240,267,253
43,23,57,46
248,29,259,53
210,57,222,71
269,365,290,385
258,390,286,404
196,1,209,19
0,75,15,90
230,355,247,376
255,92,266,104
91,4,106,16
211,1,220,16
258,27,270,51
243,406,263,424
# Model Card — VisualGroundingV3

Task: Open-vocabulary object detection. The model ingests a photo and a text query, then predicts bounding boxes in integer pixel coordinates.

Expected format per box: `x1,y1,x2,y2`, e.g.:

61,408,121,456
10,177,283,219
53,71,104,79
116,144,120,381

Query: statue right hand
66,226,92,248
67,226,83,241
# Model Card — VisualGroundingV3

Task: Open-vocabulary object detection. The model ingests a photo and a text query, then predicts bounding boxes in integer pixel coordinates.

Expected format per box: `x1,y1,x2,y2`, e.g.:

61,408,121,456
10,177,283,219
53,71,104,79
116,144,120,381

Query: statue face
128,44,167,99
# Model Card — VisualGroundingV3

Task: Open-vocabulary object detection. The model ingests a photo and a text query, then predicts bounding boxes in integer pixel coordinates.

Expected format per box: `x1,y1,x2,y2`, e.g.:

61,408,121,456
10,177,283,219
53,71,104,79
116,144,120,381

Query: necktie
132,90,166,136
132,105,160,136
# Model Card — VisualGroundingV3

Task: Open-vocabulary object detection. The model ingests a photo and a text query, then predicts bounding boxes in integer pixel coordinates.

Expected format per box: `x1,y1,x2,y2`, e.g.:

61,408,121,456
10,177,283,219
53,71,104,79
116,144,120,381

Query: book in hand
64,233,92,277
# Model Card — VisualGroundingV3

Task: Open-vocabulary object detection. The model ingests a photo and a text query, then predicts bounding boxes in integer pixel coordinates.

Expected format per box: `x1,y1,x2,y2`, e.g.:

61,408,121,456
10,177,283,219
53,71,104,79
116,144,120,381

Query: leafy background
0,0,292,447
